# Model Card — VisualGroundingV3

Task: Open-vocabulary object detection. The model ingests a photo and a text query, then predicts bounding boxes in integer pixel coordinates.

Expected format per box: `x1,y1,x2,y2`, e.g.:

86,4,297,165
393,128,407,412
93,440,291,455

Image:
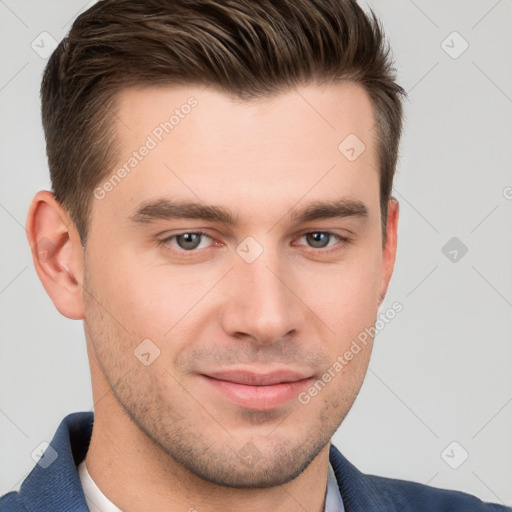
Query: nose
220,250,302,345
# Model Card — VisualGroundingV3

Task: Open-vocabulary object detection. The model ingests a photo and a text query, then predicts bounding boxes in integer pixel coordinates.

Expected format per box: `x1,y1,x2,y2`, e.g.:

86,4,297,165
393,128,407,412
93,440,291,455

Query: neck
85,377,330,512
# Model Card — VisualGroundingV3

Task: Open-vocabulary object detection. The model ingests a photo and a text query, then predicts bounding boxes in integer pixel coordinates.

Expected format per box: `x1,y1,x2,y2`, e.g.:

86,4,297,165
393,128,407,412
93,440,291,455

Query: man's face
83,83,394,487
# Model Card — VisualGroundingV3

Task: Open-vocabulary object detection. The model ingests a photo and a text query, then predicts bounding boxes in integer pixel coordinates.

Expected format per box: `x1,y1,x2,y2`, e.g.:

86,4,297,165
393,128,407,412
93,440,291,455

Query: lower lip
201,375,314,410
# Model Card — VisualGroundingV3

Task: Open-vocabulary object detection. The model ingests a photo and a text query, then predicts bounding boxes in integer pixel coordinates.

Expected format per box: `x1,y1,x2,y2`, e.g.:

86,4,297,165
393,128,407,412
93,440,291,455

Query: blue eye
162,231,213,251
298,231,349,249
303,232,334,248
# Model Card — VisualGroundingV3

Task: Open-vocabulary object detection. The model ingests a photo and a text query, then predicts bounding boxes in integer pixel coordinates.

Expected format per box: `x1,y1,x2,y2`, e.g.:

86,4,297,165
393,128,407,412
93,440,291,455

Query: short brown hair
41,0,405,245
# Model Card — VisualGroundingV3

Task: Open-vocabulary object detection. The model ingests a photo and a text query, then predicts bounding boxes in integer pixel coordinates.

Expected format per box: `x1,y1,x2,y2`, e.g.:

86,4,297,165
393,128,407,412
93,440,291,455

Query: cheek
297,246,382,344
84,245,169,342
87,247,220,351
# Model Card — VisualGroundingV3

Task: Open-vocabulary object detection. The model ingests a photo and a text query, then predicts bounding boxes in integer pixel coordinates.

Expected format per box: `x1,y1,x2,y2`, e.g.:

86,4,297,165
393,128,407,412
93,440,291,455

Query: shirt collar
325,461,345,512
78,460,122,512
78,459,344,511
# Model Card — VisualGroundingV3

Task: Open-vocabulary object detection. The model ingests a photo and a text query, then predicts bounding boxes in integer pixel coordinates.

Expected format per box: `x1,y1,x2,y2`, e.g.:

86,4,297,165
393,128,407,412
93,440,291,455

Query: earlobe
26,190,85,320
378,197,399,305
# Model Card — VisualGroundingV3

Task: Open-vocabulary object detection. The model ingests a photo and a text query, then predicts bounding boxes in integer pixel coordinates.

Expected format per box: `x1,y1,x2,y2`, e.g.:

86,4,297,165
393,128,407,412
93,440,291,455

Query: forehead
92,82,379,229
113,82,377,154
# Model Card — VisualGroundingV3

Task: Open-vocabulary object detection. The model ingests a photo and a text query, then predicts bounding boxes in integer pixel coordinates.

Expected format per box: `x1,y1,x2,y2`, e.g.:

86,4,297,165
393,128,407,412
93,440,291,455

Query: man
1,0,509,510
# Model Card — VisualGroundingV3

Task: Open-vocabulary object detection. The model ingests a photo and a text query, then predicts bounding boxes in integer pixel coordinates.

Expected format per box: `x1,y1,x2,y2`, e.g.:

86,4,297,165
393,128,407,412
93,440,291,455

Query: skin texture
27,82,399,512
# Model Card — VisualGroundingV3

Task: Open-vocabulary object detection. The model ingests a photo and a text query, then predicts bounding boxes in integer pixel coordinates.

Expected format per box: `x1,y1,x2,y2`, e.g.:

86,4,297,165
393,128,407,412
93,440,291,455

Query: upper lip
202,369,313,386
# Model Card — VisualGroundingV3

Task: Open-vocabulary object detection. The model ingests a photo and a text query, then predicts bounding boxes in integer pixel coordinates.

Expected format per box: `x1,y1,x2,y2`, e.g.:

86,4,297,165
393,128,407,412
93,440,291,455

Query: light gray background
1,0,511,505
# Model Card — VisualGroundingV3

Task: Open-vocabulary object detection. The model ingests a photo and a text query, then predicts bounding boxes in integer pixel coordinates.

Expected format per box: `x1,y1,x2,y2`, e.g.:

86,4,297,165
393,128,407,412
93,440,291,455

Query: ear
26,190,85,319
378,197,399,305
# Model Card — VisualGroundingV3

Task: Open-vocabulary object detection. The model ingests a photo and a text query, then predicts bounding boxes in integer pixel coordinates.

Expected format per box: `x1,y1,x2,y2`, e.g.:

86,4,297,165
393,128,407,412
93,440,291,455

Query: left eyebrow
288,199,368,224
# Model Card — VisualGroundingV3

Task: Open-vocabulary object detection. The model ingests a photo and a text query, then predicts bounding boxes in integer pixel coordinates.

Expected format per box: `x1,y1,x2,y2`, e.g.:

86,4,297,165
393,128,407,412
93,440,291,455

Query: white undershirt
78,460,123,512
78,459,344,511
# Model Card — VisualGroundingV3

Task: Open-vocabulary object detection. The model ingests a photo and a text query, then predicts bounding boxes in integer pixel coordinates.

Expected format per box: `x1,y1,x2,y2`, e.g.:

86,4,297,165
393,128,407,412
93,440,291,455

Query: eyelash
157,230,352,256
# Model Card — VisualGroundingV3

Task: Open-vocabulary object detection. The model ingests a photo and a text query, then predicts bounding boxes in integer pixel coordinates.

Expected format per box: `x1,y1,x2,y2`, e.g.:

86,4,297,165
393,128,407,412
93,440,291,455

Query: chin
180,444,323,489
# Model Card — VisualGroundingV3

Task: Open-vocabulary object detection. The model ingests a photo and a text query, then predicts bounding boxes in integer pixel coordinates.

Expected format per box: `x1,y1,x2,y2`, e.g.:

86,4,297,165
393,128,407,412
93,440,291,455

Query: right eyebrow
128,198,238,225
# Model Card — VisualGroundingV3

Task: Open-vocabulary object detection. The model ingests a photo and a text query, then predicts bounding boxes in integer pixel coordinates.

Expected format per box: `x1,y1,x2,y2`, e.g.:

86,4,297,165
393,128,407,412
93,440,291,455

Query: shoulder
329,444,511,512
0,412,94,512
0,492,24,512
362,472,509,511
